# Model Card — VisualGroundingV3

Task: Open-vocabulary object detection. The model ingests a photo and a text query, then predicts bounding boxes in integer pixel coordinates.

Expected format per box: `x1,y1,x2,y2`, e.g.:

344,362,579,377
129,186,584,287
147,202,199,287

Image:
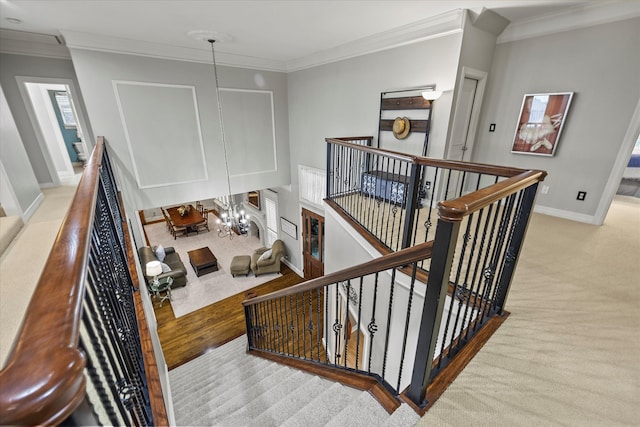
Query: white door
447,77,478,161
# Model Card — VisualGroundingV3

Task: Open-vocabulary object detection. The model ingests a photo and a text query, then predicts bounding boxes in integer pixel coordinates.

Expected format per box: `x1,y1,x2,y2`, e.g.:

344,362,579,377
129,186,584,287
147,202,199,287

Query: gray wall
0,85,41,215
69,49,291,213
472,18,640,221
281,33,463,270
0,53,93,185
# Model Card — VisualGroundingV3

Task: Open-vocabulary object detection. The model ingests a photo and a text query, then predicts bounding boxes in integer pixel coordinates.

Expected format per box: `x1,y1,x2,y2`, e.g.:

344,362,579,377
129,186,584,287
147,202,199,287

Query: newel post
405,216,461,407
401,163,422,249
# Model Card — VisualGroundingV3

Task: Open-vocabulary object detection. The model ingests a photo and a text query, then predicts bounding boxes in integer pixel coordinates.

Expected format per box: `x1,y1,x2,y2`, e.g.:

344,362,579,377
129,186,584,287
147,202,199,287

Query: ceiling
0,1,616,71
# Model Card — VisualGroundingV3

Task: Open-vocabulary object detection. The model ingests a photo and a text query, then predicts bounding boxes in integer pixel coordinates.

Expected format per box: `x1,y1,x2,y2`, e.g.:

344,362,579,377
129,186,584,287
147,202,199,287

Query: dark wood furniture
166,205,206,232
188,247,218,277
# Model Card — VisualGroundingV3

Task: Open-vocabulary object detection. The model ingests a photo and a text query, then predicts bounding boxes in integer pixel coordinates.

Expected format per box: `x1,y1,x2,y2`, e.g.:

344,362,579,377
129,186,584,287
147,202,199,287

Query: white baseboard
282,258,303,277
534,205,596,224
22,192,44,222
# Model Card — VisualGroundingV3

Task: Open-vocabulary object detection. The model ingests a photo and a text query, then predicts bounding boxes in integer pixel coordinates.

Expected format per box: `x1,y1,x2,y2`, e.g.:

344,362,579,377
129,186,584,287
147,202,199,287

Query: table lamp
146,261,163,287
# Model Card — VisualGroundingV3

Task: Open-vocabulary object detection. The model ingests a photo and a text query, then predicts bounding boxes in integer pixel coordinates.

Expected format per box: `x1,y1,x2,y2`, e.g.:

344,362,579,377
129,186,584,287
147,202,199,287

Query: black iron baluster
382,269,396,380
308,290,314,361
367,273,379,374
316,287,322,363
355,276,364,371
295,292,301,358
324,285,330,364
333,284,341,365
343,280,351,368
301,291,308,359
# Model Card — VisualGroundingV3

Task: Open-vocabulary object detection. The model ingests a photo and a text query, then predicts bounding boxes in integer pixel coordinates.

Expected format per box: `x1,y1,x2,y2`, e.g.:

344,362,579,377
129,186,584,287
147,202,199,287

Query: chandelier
216,206,249,239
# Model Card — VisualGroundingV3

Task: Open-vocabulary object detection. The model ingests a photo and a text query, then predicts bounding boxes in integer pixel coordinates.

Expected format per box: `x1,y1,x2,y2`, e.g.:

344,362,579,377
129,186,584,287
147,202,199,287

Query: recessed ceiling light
187,30,232,43
5,17,22,24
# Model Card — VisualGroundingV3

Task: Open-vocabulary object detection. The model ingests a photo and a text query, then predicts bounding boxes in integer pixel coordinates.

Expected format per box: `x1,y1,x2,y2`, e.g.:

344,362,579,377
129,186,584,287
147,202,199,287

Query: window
54,91,76,128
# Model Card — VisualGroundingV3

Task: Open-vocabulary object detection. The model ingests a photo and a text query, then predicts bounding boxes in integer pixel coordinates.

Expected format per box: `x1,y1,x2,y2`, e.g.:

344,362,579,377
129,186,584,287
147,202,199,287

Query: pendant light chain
209,39,233,200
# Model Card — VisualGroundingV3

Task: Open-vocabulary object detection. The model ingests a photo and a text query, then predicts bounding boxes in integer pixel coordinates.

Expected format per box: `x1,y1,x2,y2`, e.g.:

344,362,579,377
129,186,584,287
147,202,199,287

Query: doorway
302,208,324,280
16,77,90,186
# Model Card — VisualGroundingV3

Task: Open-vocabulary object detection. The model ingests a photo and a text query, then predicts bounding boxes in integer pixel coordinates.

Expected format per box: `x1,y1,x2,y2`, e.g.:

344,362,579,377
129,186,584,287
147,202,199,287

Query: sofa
251,239,286,276
138,246,188,288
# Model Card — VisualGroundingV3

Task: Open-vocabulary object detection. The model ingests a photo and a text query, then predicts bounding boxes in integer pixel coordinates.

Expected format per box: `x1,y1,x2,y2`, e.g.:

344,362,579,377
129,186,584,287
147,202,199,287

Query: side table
149,276,173,307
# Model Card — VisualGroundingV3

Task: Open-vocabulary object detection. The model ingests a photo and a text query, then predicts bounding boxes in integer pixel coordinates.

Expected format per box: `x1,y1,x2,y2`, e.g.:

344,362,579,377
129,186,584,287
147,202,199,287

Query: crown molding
61,30,288,72
0,30,71,60
285,9,464,72
498,1,640,44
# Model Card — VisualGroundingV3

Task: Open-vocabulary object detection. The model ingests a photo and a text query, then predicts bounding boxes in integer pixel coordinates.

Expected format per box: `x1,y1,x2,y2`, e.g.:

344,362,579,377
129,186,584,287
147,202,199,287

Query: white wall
0,85,41,217
68,49,291,214
472,17,640,223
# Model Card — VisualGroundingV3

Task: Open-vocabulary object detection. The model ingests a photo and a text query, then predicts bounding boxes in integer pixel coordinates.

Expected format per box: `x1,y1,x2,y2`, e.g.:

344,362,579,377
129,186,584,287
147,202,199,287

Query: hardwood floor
155,264,305,370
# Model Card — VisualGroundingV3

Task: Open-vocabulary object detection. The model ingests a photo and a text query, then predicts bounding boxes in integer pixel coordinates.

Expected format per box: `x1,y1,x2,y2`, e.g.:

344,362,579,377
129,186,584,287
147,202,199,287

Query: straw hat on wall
392,117,411,139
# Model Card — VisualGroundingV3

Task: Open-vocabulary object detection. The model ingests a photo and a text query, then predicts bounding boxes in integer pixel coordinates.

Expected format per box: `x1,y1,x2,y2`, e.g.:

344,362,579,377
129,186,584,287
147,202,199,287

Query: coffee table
188,247,219,277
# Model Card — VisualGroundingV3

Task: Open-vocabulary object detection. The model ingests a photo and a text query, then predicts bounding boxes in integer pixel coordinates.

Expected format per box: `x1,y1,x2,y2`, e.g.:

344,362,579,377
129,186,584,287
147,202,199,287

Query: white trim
594,97,640,225
286,10,464,72
63,30,287,72
36,84,75,177
112,80,208,189
219,88,278,178
498,1,640,44
282,258,303,277
533,205,595,225
15,77,91,187
22,191,44,222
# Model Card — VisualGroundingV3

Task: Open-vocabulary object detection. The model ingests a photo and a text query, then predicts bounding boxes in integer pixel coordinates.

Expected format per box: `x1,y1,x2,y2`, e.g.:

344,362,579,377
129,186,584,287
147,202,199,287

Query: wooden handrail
326,137,531,178
243,240,433,307
0,139,105,425
438,169,547,222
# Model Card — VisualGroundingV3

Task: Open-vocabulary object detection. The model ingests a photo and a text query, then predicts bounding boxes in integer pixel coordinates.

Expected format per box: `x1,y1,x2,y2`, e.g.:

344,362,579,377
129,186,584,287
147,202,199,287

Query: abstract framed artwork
511,92,574,156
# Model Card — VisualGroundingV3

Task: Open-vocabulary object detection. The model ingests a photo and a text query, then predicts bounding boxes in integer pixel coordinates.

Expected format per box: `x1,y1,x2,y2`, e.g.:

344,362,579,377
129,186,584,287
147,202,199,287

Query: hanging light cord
209,39,233,211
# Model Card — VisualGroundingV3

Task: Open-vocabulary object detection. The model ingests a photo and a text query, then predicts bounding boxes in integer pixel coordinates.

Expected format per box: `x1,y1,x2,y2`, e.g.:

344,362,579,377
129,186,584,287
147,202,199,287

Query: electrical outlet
540,185,549,195
489,123,496,132
425,181,431,190
577,191,586,201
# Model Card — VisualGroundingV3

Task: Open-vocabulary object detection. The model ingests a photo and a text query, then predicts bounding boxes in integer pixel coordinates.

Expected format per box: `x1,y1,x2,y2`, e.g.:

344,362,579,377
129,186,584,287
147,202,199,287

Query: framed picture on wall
511,92,574,156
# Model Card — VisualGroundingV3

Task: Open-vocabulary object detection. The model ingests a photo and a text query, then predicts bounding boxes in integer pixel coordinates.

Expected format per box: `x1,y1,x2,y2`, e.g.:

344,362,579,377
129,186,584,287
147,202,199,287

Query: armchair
251,239,286,276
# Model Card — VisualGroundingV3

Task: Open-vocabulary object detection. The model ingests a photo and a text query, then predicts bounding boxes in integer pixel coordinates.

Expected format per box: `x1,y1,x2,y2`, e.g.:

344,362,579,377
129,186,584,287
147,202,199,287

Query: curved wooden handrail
438,169,547,222
0,139,105,425
243,240,433,307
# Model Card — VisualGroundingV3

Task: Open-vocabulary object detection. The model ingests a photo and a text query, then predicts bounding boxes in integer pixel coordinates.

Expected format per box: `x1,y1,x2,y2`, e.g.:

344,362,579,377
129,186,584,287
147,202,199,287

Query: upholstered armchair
251,239,286,276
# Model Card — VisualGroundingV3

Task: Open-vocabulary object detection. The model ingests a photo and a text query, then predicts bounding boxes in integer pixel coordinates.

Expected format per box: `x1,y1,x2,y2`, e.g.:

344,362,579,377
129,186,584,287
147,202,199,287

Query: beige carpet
419,195,640,426
0,185,78,368
144,222,280,317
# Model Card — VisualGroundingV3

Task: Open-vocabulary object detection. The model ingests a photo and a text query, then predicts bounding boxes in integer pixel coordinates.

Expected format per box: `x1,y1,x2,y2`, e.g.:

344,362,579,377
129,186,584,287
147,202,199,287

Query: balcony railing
244,138,545,410
0,137,167,425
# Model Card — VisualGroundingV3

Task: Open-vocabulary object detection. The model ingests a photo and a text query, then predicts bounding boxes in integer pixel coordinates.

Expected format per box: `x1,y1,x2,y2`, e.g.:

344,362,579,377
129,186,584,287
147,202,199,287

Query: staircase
169,336,420,426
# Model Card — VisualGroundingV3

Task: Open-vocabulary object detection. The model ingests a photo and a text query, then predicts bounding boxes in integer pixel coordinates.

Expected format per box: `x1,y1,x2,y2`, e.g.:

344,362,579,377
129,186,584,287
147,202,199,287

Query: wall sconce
421,86,443,101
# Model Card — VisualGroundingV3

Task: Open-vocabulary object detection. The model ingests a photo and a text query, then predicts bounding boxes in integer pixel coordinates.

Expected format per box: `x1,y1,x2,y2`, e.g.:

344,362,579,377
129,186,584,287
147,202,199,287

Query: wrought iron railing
0,137,167,425
245,138,545,409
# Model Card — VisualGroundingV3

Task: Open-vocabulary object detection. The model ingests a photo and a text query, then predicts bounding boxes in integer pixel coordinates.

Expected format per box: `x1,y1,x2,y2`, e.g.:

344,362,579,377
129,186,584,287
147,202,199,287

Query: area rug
144,222,281,318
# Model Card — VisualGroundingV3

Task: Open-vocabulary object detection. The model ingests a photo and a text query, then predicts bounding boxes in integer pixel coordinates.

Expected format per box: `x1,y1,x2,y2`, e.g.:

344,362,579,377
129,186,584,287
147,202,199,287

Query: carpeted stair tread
279,382,360,427
170,355,274,401
212,369,317,426
174,362,291,417
248,375,333,427
170,351,272,394
203,366,306,420
325,390,390,427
